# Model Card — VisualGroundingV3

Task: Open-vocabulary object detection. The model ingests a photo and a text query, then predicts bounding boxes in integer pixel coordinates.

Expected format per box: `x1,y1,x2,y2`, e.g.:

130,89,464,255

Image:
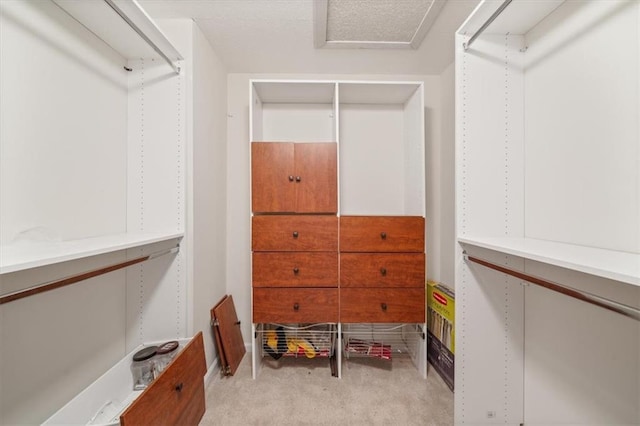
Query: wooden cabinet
250,80,426,379
251,142,337,214
121,333,206,426
340,216,425,252
340,288,425,323
253,252,338,287
253,288,339,323
44,334,206,425
252,216,338,251
339,216,425,323
340,253,425,287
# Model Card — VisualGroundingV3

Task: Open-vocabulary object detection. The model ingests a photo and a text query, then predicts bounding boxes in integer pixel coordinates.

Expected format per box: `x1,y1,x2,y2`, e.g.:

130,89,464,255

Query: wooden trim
0,247,178,305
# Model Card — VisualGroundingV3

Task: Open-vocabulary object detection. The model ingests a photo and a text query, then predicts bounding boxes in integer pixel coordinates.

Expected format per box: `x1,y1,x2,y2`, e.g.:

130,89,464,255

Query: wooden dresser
340,216,425,323
250,80,427,378
251,142,339,325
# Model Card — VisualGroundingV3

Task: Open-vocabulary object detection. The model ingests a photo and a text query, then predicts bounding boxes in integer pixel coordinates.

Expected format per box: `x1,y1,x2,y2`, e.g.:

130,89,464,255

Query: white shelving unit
455,0,640,424
0,231,182,275
459,237,640,287
0,1,190,423
249,79,427,380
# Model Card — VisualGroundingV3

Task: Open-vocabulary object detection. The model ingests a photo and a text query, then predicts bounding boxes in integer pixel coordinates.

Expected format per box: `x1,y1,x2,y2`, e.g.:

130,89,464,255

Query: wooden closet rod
465,253,640,322
0,246,179,305
463,0,513,50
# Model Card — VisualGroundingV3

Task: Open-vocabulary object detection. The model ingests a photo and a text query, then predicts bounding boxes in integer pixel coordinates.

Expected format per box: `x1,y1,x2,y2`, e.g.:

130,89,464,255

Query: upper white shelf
338,81,422,105
51,0,182,71
458,0,564,36
458,236,640,287
253,80,336,104
0,232,183,274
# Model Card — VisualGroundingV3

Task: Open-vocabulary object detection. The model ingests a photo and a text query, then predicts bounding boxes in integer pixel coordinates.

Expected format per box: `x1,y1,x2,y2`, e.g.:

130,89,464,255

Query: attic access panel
314,0,446,49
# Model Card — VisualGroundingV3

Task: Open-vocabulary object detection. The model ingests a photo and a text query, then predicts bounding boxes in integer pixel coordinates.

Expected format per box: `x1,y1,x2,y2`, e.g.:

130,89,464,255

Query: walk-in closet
0,0,638,424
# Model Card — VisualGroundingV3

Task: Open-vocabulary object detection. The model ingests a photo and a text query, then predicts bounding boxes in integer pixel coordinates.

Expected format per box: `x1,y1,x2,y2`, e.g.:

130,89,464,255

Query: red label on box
433,292,447,305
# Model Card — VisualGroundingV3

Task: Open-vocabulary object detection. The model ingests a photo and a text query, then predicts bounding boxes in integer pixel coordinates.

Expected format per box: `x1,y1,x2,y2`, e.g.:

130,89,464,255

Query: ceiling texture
138,0,480,75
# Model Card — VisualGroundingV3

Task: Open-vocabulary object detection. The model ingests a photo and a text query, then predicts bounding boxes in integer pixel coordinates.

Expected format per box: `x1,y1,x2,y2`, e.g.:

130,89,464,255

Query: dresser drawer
340,253,425,288
340,289,425,323
252,215,338,251
253,252,338,287
340,216,425,252
121,332,206,426
253,288,338,323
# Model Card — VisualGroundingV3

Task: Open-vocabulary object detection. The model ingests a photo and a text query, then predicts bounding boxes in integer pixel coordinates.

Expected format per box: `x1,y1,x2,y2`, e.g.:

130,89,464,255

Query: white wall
227,73,441,343
155,19,228,372
191,22,228,369
440,62,456,288
0,10,226,423
0,1,128,423
424,61,456,289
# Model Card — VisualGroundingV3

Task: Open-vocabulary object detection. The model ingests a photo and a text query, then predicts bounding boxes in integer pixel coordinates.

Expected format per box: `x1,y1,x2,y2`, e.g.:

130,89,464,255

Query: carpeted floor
200,354,453,425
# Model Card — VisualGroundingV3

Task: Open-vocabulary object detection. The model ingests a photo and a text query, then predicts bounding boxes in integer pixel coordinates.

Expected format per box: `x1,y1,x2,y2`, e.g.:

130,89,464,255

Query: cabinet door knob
380,267,387,276
293,303,299,311
292,231,299,238
288,175,294,182
381,303,388,311
293,267,299,274
380,232,387,240
295,176,301,182
175,382,184,392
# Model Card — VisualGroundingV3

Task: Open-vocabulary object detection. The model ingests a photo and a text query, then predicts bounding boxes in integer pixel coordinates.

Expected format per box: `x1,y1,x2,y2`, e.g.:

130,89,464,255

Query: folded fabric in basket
345,338,392,360
287,337,317,358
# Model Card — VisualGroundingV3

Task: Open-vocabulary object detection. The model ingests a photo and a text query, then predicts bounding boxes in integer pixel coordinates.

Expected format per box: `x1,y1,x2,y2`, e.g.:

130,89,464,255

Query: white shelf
458,236,640,287
44,338,190,425
0,232,183,274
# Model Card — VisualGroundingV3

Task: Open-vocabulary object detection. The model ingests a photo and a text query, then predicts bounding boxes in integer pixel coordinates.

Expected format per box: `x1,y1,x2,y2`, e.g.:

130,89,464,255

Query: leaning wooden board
211,295,246,376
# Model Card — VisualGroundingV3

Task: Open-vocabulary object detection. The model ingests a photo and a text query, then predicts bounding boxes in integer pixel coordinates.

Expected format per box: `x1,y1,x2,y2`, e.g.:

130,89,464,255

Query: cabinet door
252,142,295,213
294,143,337,213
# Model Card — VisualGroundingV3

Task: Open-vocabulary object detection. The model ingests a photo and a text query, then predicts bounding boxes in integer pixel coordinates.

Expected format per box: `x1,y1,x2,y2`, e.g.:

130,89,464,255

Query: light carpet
200,355,453,425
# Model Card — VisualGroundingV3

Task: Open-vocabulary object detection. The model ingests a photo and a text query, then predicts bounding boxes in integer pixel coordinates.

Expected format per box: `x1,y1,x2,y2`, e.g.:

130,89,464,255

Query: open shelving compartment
0,1,196,423
256,323,338,375
455,0,640,424
342,323,425,363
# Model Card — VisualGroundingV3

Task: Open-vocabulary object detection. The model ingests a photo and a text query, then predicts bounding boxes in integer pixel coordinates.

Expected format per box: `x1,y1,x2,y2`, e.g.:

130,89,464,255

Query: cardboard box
427,280,454,391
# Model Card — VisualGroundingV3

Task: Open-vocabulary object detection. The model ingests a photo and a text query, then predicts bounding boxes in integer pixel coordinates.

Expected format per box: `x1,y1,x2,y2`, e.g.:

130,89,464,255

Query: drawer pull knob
288,175,294,182
381,303,388,311
295,176,301,182
292,231,299,238
380,267,387,276
380,232,387,240
293,267,299,274
293,303,299,311
175,383,184,392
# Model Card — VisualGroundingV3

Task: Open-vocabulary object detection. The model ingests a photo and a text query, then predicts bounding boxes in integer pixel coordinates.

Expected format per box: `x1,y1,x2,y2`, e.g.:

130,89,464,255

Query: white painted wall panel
456,34,525,241
340,104,406,215
404,87,426,216
524,262,640,424
261,103,334,142
0,0,127,245
524,0,639,253
0,1,128,423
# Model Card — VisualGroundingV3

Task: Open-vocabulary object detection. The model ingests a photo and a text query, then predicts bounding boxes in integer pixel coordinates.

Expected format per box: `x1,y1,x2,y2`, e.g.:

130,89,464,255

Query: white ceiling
138,0,480,75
